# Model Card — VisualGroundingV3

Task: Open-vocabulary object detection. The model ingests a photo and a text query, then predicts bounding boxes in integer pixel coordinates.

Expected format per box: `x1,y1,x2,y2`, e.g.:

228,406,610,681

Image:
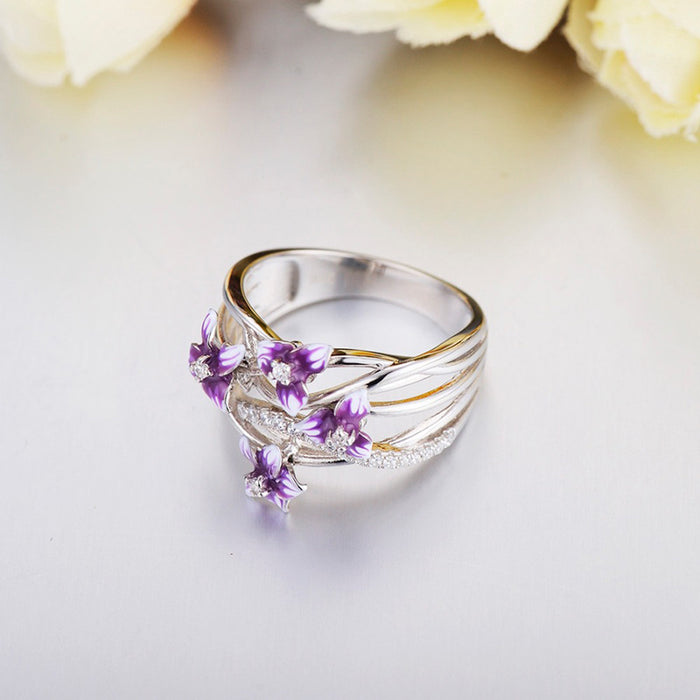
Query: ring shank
222,249,487,468
226,249,483,353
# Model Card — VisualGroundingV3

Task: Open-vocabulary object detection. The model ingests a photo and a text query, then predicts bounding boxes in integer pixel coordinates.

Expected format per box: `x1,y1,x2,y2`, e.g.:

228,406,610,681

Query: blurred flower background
0,0,698,137
0,0,195,85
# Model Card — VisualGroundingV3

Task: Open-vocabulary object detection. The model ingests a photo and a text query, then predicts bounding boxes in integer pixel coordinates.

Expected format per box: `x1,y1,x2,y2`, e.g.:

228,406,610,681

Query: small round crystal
270,359,292,385
325,426,352,454
246,474,270,498
190,356,213,381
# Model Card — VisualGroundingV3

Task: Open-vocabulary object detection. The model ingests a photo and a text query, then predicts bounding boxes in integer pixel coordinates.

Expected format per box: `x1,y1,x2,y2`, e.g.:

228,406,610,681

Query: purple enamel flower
296,389,373,461
240,436,306,512
257,341,332,416
189,309,245,410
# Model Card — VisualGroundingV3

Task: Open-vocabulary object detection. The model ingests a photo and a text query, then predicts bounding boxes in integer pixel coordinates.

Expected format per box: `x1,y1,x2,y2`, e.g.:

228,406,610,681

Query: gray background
1,1,699,697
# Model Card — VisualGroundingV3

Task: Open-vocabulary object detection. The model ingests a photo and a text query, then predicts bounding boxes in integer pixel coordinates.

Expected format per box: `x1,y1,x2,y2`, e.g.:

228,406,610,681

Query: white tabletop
1,1,699,697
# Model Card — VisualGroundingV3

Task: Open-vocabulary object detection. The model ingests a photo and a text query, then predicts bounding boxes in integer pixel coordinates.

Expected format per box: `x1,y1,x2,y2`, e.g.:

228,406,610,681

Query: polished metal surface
221,249,487,466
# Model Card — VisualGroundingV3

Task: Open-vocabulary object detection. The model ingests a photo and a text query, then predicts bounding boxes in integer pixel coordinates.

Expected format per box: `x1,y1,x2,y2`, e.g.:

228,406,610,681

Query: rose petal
307,0,491,48
618,10,700,106
289,343,332,381
201,376,230,411
295,408,336,443
563,0,603,73
57,0,196,86
258,444,282,479
216,343,245,375
346,431,373,460
651,1,700,41
334,389,370,429
479,0,568,51
257,340,294,376
276,381,308,416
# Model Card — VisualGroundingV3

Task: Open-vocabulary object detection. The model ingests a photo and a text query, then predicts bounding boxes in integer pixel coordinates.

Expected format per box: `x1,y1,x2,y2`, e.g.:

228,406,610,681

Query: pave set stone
191,309,457,512
235,401,456,469
189,356,213,381
270,359,292,385
324,426,353,454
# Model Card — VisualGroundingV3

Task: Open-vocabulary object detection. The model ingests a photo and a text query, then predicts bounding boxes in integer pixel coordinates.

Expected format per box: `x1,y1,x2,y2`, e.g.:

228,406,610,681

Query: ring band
189,248,487,511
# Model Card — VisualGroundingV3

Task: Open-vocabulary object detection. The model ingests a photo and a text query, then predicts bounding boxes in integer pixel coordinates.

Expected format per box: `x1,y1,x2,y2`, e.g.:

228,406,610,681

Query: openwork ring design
189,249,487,512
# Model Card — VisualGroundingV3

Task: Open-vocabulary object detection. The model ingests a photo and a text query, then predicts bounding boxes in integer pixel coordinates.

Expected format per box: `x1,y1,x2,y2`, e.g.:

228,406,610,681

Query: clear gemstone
245,474,270,498
190,356,213,381
270,360,292,385
237,367,255,391
325,426,352,454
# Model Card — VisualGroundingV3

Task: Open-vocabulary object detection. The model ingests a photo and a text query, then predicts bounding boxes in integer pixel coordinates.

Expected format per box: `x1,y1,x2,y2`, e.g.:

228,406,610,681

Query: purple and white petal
346,431,373,460
335,389,370,430
258,444,282,479
201,308,218,347
265,491,291,513
276,381,308,416
274,468,306,501
189,341,205,364
257,341,294,376
295,408,336,444
201,376,230,410
216,343,245,375
289,343,332,381
239,436,255,464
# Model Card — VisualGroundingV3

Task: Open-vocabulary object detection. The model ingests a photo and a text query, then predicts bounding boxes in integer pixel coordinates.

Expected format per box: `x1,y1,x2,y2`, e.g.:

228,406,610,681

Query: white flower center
325,426,352,453
270,359,292,385
190,356,213,382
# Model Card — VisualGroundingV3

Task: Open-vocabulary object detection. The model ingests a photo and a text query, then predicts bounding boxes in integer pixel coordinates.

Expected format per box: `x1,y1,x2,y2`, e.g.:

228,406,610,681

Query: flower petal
200,308,218,345
334,389,370,429
346,431,373,460
216,343,245,375
57,0,196,86
307,0,491,48
274,467,307,501
265,491,291,513
289,343,332,381
277,381,308,416
201,376,230,411
479,0,568,51
257,340,294,375
239,436,255,464
258,444,283,478
188,341,205,364
295,408,336,443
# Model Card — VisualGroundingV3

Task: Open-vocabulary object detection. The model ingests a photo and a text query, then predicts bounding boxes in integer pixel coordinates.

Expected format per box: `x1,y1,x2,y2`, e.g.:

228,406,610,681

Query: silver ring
189,248,487,511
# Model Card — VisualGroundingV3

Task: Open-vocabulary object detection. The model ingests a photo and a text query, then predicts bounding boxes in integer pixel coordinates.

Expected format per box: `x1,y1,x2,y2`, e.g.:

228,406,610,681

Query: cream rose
565,0,700,138
307,0,569,52
0,0,196,86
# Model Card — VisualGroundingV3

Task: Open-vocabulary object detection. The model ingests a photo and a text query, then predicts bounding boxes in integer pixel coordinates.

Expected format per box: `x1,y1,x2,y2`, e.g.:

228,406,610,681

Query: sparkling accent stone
237,403,294,434
235,400,457,469
245,474,270,498
190,356,213,381
325,426,352,453
362,428,457,469
270,359,292,385
236,366,255,391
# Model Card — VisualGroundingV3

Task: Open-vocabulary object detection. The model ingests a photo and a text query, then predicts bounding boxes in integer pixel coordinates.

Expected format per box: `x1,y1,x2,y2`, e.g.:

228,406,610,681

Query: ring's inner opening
274,298,445,357
240,252,473,350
